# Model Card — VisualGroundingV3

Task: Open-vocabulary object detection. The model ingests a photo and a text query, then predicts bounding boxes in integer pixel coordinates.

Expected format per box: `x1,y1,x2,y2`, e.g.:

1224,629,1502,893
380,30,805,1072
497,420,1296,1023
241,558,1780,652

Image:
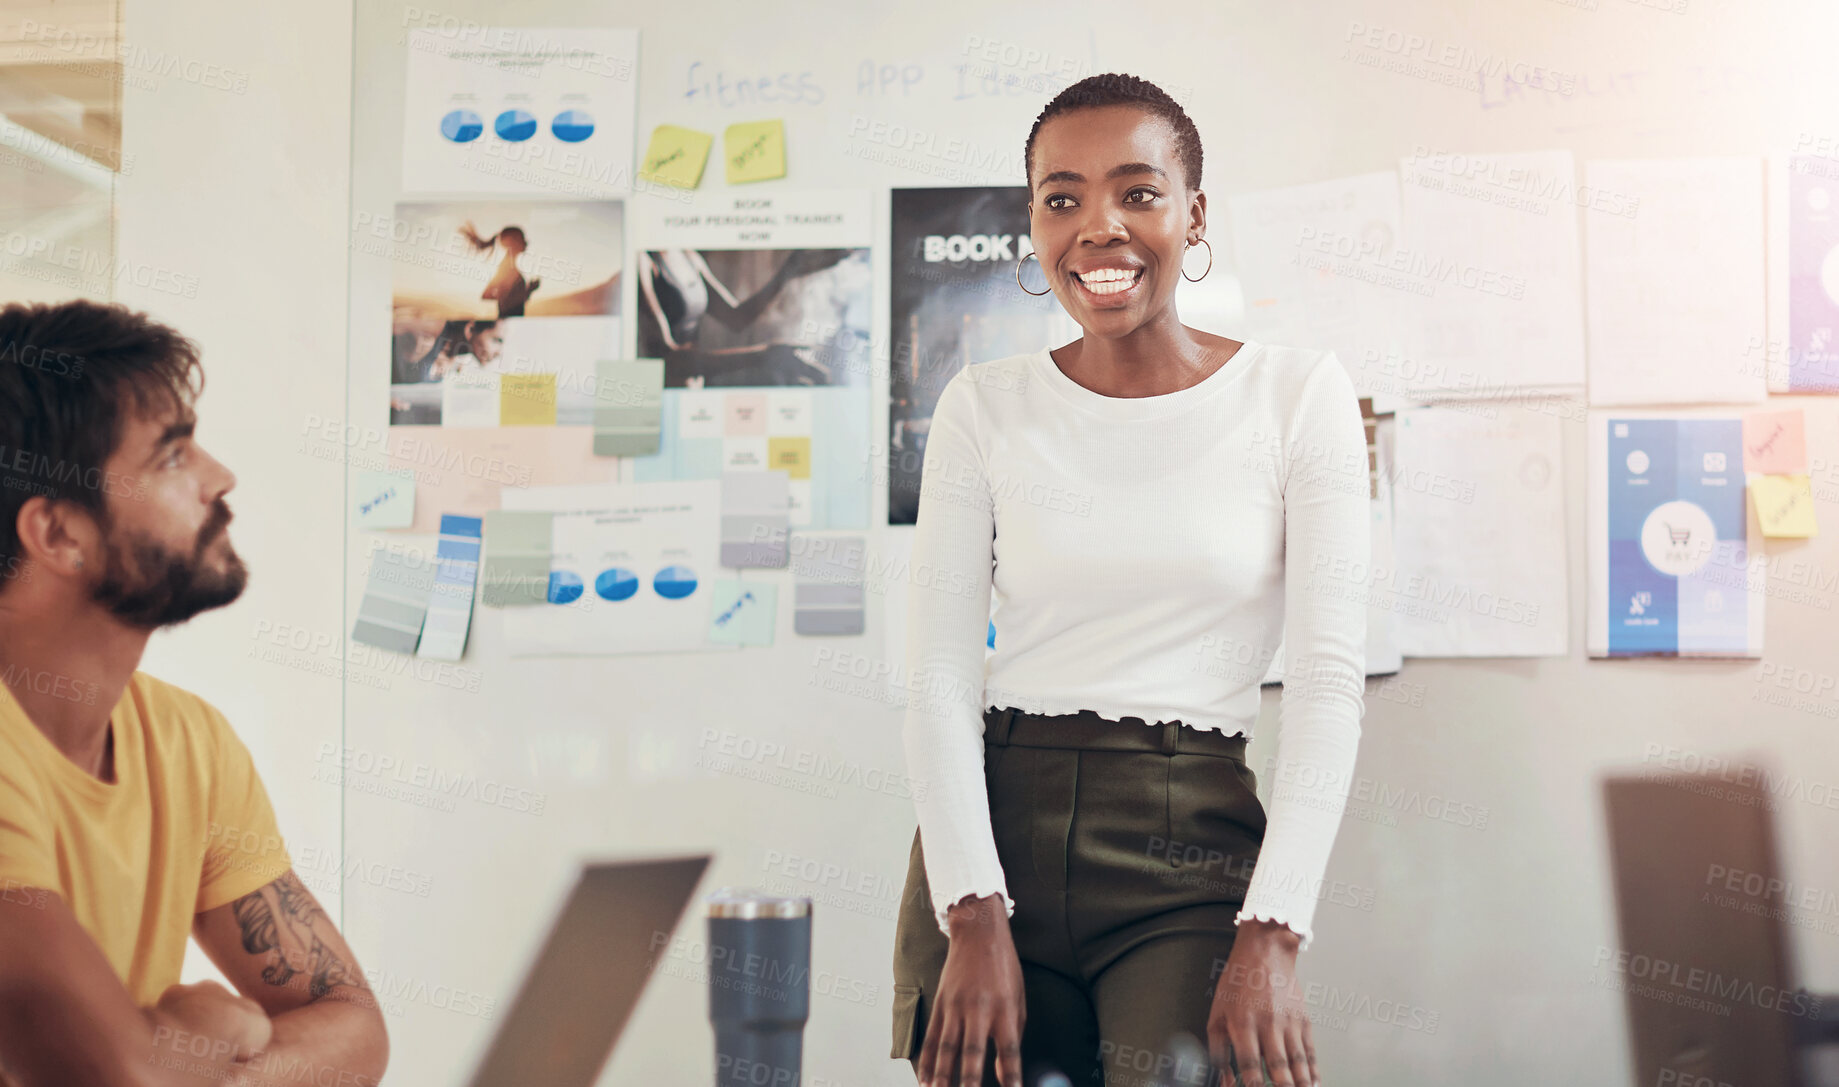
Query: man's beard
89,502,248,628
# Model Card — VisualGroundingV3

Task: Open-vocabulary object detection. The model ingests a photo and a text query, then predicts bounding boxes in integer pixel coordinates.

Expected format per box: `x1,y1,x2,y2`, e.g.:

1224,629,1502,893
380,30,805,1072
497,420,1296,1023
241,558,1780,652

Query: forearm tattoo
230,872,368,1000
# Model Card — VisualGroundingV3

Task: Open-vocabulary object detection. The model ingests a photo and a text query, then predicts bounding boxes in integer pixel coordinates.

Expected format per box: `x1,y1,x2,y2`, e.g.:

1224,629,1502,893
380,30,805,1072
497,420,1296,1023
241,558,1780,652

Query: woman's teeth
1075,268,1142,296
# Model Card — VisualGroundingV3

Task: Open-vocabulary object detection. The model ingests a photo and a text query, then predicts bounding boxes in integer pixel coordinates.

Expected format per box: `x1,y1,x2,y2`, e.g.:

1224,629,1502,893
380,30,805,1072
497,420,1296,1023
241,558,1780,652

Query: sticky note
417,515,482,660
594,358,665,457
352,544,437,654
720,470,789,568
792,533,865,636
766,437,811,479
354,469,415,529
481,510,553,606
724,120,785,184
1742,409,1807,475
638,125,713,189
1751,474,1819,538
501,372,558,426
707,579,777,646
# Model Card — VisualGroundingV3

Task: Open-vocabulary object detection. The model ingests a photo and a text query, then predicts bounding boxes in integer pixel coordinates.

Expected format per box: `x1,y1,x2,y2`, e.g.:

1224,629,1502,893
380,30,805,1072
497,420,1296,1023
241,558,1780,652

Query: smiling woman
893,73,1370,1087
1019,79,1218,382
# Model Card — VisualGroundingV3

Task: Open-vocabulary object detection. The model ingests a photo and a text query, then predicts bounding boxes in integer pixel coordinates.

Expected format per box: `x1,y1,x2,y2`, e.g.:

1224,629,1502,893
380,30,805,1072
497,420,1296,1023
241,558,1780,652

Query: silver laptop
464,855,711,1087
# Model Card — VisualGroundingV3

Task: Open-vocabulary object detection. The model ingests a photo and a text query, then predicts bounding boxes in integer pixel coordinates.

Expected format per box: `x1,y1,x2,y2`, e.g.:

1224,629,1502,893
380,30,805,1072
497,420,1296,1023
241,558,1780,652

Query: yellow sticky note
500,373,557,426
766,437,811,480
725,120,786,184
638,125,713,189
1751,474,1819,538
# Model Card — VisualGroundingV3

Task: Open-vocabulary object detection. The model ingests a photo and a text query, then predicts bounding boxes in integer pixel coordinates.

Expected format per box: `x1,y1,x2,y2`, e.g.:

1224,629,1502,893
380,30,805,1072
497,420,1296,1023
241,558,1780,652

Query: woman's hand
1208,920,1316,1087
915,893,1025,1087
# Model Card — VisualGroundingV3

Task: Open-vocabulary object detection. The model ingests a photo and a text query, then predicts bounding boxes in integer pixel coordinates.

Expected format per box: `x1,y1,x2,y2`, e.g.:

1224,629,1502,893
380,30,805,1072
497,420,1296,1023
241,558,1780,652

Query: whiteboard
342,2,1839,1085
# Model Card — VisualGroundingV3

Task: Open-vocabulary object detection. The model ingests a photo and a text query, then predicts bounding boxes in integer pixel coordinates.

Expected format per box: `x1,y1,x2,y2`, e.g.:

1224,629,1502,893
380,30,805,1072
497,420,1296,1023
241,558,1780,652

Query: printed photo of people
887,187,1074,525
389,199,622,425
635,247,871,389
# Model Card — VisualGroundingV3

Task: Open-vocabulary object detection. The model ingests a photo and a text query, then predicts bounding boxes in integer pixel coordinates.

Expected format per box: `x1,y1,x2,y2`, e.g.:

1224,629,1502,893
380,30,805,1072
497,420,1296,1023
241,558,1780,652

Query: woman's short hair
1024,73,1202,194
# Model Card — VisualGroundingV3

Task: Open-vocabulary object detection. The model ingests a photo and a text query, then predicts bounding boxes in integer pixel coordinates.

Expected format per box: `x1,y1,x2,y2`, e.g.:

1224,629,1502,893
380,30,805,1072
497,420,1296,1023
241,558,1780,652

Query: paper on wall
1587,410,1765,658
1229,171,1409,402
1390,149,1587,405
593,358,665,456
354,469,416,529
1742,408,1808,475
1750,474,1819,538
385,427,617,534
352,543,437,654
724,120,786,184
707,579,776,645
479,510,552,606
1390,403,1569,657
629,385,865,530
629,189,872,530
399,27,638,198
1767,153,1839,392
417,515,482,660
791,533,865,636
1585,158,1767,406
638,125,713,189
499,480,737,656
720,470,789,567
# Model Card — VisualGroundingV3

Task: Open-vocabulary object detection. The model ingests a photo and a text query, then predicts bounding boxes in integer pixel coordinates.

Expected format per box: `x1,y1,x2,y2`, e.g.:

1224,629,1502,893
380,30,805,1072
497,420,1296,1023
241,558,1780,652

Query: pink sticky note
1742,409,1807,475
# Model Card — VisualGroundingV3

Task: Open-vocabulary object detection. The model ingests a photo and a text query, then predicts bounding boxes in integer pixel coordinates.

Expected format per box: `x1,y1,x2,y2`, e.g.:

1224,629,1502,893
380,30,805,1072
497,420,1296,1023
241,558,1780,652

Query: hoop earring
1015,251,1051,297
1182,238,1213,282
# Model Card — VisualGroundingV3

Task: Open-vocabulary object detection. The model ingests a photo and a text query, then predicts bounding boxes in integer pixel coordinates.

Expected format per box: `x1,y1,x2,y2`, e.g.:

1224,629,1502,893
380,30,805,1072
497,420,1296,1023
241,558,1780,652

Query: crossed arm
0,871,387,1087
194,871,388,1085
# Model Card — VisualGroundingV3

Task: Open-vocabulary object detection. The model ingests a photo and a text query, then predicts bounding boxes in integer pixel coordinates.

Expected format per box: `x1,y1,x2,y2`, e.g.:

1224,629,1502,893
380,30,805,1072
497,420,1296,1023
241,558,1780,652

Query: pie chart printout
654,565,699,601
595,567,639,602
439,109,482,143
494,109,538,141
552,109,595,143
547,569,584,605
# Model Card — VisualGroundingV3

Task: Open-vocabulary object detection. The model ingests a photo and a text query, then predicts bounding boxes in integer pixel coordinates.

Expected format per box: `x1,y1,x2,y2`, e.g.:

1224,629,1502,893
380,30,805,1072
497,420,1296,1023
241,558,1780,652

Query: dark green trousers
891,705,1268,1086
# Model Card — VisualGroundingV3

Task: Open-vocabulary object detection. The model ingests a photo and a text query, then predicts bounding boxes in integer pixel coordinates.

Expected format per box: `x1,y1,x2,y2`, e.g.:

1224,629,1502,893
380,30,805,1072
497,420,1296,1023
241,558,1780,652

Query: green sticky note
480,510,553,606
353,469,415,529
638,125,713,189
707,579,776,646
593,358,664,457
724,120,785,184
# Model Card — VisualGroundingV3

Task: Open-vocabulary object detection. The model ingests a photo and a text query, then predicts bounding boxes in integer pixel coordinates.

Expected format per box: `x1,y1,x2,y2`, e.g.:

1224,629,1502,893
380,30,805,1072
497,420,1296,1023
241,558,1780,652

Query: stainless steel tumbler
706,889,812,1086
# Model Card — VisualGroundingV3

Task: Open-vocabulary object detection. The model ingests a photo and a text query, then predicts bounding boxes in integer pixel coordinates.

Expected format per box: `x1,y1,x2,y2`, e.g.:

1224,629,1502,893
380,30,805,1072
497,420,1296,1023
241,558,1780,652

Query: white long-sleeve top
901,340,1369,951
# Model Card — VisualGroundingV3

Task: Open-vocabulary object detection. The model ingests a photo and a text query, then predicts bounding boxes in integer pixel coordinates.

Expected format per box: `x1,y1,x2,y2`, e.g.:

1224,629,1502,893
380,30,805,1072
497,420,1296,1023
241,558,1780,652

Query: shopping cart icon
1665,522,1691,547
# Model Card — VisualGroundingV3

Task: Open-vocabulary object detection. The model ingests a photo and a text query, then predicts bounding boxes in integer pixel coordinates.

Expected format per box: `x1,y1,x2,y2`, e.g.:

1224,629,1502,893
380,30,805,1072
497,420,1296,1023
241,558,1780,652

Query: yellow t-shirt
0,670,292,1007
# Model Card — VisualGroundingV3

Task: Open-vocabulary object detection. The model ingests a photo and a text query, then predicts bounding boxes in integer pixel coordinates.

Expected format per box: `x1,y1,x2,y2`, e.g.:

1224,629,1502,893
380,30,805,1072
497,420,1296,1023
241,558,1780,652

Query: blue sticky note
707,579,777,646
355,470,415,529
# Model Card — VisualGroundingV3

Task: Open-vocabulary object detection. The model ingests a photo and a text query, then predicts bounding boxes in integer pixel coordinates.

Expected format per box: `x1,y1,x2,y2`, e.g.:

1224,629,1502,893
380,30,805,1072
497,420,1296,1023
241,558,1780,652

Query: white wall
114,0,354,945
111,0,1839,1085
